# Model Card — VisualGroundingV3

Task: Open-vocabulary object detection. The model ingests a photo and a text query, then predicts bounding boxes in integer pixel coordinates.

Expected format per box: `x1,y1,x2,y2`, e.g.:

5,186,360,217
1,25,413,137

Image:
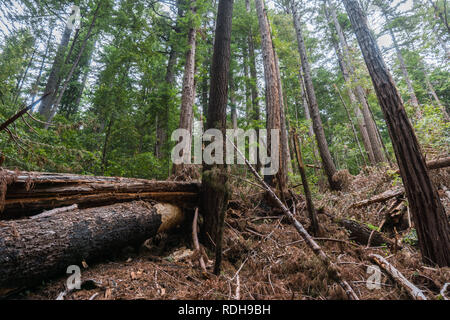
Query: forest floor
13,165,450,300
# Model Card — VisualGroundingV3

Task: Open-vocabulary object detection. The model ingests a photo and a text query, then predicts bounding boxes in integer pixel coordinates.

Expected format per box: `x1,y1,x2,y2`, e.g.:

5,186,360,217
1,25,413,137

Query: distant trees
290,0,341,190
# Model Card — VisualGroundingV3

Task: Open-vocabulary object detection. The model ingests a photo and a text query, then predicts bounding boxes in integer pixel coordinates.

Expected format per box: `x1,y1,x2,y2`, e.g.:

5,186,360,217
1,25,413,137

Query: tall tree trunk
31,26,54,106
246,0,260,122
255,0,288,194
326,20,375,163
243,45,251,121
173,3,198,175
46,3,100,126
291,1,340,190
229,69,238,129
101,118,113,175
269,11,290,185
334,84,366,166
343,0,450,267
156,47,177,159
327,1,384,164
201,0,233,275
38,21,73,118
382,11,421,113
424,72,450,122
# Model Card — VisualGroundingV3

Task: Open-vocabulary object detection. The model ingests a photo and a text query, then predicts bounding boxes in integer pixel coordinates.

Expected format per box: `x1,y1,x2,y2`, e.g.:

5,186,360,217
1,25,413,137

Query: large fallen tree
0,170,200,218
0,201,185,289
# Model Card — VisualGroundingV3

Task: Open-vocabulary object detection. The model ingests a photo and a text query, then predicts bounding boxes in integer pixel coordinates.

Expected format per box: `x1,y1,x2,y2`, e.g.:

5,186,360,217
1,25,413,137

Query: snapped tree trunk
255,0,288,194
201,0,233,275
343,0,450,267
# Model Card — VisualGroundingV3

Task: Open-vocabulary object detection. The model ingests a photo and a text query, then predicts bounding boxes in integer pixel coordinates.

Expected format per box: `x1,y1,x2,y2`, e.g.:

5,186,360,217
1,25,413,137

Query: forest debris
369,254,427,300
339,219,397,248
227,135,359,300
350,187,405,208
350,156,450,209
393,156,450,174
192,208,207,274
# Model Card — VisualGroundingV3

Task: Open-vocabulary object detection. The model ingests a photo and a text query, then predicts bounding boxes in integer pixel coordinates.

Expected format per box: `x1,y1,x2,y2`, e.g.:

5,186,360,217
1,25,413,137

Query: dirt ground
10,165,450,300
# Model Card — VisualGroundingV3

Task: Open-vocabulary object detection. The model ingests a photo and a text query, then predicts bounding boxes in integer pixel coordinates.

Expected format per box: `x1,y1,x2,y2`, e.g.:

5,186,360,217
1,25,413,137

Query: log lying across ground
351,156,450,209
338,219,397,248
0,201,184,289
369,254,427,300
350,187,405,209
0,170,200,218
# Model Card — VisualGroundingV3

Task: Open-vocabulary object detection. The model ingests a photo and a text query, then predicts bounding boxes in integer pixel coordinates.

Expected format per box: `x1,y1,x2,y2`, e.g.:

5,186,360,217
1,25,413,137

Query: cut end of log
155,203,185,233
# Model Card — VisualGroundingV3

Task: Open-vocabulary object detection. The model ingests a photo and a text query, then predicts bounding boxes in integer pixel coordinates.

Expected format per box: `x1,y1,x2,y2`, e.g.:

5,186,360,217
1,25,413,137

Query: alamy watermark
67,5,81,30
66,265,81,290
366,265,382,290
171,125,280,175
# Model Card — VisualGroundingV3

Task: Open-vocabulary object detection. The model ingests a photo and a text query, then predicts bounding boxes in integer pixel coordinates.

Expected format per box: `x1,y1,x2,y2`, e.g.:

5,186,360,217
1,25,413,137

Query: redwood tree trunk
246,0,260,122
377,4,421,113
156,47,177,158
343,0,450,266
173,3,198,175
201,0,233,275
255,0,288,194
38,22,73,118
291,1,340,190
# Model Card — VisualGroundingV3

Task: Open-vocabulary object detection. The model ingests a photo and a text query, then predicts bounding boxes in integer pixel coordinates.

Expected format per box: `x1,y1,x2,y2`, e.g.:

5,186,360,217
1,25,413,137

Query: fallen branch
192,208,207,274
339,219,398,248
30,204,78,219
369,254,427,300
0,92,51,132
350,187,405,208
234,275,240,300
226,135,359,300
351,157,450,209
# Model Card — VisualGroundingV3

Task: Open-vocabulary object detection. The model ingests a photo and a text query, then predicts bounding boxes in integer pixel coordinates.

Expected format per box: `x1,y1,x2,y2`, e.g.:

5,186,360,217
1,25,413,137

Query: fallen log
338,219,397,248
350,157,450,209
3,191,198,218
350,187,405,209
393,156,450,174
0,170,200,218
6,181,200,198
0,201,184,289
369,254,427,300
